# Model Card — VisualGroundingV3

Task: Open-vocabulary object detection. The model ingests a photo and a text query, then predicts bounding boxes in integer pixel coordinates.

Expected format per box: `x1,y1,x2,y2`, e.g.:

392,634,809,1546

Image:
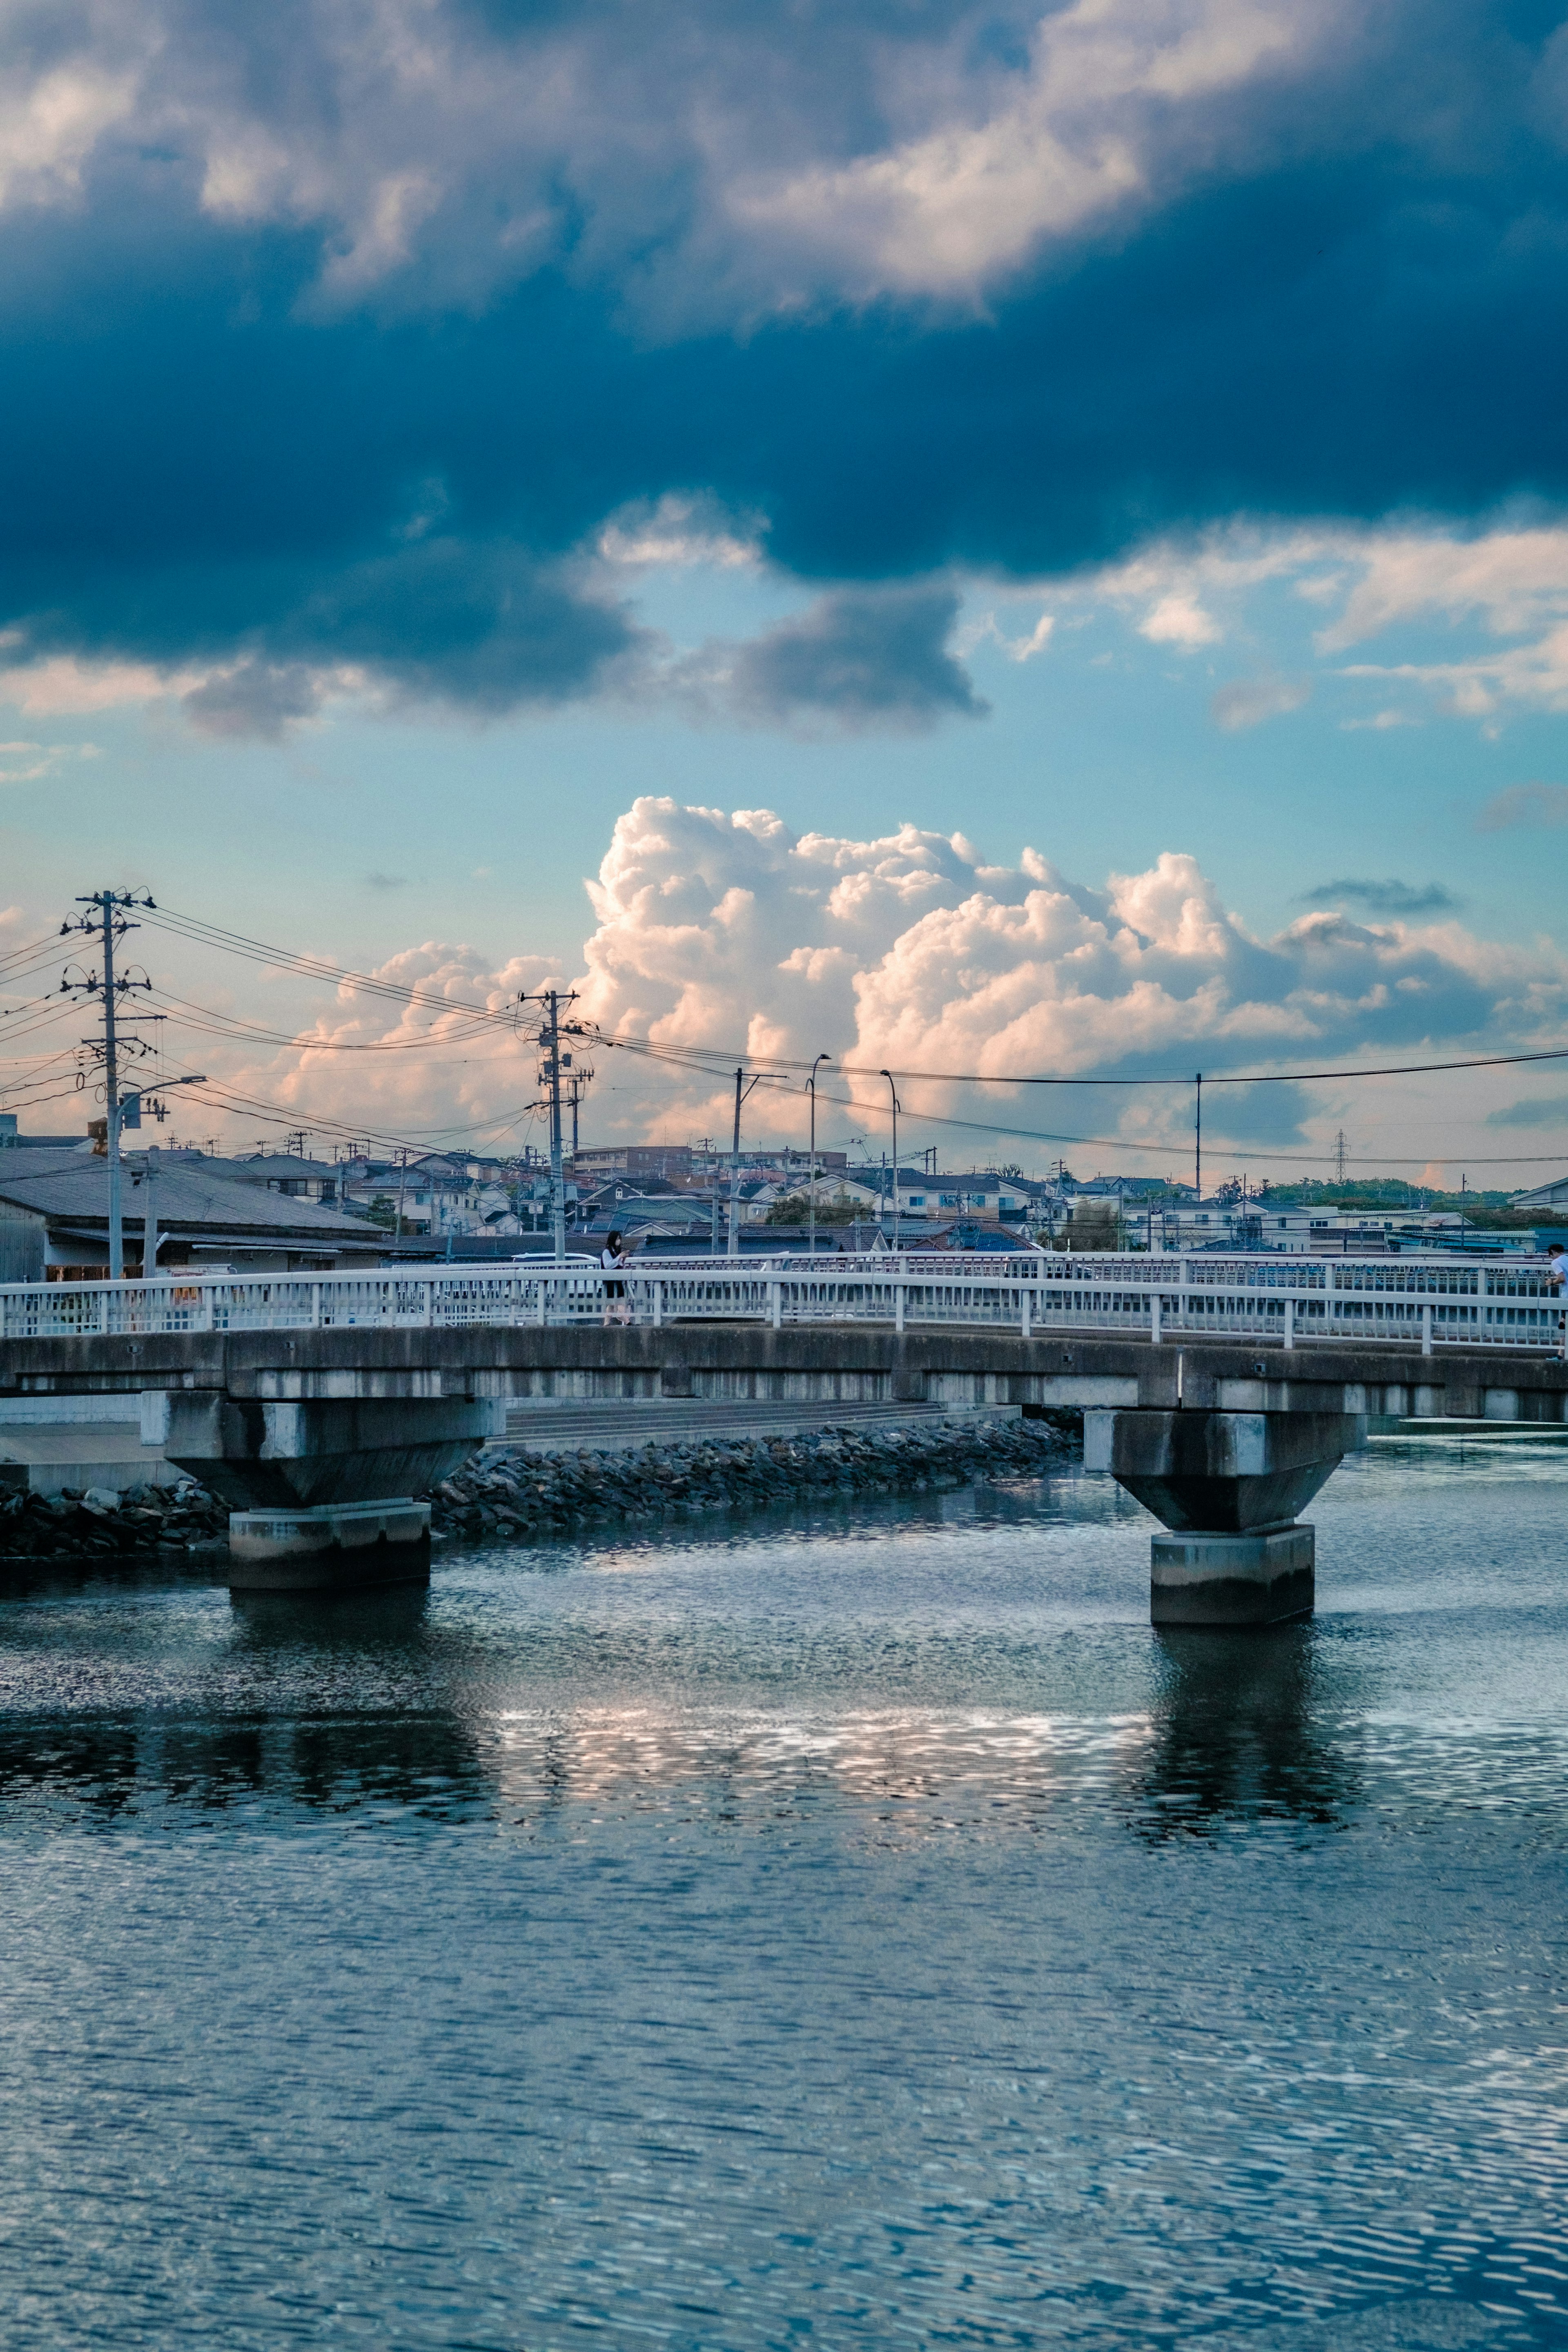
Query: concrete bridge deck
7,1318,1565,1606
5,1319,1568,1421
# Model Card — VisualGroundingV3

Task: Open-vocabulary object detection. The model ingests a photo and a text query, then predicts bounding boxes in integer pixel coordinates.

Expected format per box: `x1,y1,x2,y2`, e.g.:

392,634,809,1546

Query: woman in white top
600,1229,629,1324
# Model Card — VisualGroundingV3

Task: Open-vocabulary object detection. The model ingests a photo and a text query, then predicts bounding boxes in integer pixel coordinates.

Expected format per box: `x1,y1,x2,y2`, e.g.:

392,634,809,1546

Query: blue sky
4,0,1568,1179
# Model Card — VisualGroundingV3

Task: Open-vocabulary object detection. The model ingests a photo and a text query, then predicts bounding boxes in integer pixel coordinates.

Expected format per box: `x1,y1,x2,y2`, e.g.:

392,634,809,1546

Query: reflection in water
226,1579,435,1653
0,1457,1566,2349
1127,1623,1359,1838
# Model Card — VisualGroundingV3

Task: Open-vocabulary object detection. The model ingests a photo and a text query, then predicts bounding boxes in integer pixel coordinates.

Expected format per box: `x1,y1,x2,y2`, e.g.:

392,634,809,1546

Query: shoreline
430,1412,1082,1544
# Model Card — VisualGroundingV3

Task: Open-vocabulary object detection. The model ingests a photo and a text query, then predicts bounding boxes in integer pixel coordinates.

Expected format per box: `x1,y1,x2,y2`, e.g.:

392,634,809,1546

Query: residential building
0,1149,390,1278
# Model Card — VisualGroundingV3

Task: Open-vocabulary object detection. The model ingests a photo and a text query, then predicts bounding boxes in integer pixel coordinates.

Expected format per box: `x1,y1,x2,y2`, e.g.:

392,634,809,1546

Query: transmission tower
1332,1128,1349,1184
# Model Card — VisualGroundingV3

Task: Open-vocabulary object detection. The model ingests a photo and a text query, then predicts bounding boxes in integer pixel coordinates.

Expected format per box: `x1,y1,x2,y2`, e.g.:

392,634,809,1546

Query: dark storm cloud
723,587,985,730
1486,1094,1568,1128
2,0,1568,713
1299,879,1463,915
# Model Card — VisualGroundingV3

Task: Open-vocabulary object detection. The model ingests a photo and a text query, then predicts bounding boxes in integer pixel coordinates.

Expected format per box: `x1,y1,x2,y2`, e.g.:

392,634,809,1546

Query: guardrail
1,1250,1564,1355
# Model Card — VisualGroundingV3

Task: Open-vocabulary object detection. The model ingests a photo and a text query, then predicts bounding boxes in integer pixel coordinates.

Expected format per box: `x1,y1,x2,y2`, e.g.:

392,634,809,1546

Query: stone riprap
0,1414,1082,1565
0,1478,228,1561
431,1412,1080,1544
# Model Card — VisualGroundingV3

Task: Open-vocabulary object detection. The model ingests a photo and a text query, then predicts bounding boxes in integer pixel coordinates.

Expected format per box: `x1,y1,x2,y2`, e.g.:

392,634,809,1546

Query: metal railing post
311,1282,322,1330
1284,1296,1294,1351
653,1279,663,1328
1021,1284,1031,1339
1422,1303,1433,1357
895,1280,905,1335
1151,1292,1161,1346
771,1278,781,1332
423,1279,434,1327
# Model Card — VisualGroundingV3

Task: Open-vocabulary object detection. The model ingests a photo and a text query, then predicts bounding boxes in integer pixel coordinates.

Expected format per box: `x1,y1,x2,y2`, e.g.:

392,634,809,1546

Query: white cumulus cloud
243,800,1568,1167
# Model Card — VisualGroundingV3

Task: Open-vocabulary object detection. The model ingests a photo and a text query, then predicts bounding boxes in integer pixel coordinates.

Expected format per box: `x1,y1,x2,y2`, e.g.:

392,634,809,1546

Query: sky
5,0,1568,1184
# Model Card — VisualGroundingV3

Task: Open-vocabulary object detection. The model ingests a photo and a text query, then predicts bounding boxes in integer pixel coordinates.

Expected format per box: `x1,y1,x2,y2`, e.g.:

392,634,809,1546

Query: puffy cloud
727,0,1318,303
213,799,1568,1163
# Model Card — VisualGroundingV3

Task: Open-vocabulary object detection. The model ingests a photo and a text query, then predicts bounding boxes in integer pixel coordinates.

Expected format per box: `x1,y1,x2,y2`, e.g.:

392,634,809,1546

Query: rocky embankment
431,1412,1080,1544
0,1413,1082,1564
0,1476,228,1561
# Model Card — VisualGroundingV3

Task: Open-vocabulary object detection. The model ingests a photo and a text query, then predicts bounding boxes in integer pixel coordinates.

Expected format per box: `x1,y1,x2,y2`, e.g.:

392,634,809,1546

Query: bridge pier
140,1390,501,1591
1085,1409,1364,1625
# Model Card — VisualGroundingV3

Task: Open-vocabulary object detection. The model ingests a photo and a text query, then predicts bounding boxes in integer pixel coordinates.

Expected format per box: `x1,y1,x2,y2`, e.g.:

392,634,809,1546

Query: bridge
3,1250,1564,1618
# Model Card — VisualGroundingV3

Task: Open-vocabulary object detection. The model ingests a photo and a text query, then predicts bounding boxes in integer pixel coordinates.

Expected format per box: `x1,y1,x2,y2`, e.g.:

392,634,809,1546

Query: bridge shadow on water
0,1573,500,1826
1125,1621,1359,1842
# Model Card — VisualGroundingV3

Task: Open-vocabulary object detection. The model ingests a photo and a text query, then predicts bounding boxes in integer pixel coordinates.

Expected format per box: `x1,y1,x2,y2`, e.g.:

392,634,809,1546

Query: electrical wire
143,984,509,1055
127,897,1568,1172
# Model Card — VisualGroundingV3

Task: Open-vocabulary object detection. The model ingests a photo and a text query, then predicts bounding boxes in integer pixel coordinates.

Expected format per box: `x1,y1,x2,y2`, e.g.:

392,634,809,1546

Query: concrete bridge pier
140,1390,502,1591
1085,1409,1365,1626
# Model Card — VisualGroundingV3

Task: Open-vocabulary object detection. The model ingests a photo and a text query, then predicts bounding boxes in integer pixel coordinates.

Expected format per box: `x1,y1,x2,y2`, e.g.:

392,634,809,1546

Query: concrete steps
497,1398,1018,1456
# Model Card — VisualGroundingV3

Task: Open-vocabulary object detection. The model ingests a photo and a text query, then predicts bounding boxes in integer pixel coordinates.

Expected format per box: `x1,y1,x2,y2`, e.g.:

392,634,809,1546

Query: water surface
0,1442,1564,2349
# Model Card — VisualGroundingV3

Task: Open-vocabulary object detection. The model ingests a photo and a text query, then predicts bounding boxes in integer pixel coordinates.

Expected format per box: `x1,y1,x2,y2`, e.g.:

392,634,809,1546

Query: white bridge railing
1,1250,1564,1356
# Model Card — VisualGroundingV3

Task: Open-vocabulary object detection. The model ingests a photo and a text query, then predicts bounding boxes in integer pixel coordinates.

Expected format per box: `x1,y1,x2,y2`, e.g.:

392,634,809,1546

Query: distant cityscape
1,1112,1564,1282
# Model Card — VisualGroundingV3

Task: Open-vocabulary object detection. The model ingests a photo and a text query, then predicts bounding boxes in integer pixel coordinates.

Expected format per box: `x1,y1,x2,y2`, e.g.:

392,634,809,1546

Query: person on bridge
1548,1243,1568,1334
600,1230,630,1325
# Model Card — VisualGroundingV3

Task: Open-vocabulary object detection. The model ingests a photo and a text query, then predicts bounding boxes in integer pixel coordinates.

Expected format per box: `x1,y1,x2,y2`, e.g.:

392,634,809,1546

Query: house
1510,1174,1568,1212
0,1149,391,1278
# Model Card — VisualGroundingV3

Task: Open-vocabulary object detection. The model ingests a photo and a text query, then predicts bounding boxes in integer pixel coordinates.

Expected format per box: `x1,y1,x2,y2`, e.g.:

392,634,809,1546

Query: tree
764,1189,860,1226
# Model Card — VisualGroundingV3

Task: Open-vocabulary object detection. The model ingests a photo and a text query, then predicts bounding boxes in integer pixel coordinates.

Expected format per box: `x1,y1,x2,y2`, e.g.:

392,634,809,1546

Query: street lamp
806,1054,832,1255
879,1069,901,1249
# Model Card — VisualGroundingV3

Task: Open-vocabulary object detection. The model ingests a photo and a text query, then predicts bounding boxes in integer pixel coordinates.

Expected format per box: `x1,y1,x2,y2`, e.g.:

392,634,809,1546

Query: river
0,1439,1564,2348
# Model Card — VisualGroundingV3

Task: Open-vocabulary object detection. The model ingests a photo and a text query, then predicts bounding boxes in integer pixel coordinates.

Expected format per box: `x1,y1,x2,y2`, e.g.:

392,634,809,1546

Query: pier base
1150,1523,1314,1626
226,1498,431,1592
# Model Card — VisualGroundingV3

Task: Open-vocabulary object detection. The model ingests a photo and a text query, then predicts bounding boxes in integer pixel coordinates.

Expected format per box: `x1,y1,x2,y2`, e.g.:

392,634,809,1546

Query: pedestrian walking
600,1229,630,1325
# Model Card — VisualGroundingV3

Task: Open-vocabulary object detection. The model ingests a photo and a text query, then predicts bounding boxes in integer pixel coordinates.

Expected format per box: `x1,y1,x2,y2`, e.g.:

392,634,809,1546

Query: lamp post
807,1054,832,1255
879,1069,901,1249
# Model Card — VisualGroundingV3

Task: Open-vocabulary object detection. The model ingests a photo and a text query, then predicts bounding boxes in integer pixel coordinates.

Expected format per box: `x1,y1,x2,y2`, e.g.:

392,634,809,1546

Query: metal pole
143,1143,158,1276
728,1064,742,1260
1194,1071,1202,1207
880,1069,900,1248
396,1149,409,1246
547,990,566,1265
808,1053,831,1257
100,892,125,1281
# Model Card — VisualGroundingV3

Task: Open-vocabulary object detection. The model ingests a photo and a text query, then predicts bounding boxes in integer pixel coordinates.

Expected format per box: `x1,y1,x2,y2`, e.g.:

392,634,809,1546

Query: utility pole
546,993,566,1263
807,1054,831,1255
1194,1071,1202,1206
879,1069,901,1248
517,987,580,1265
62,889,154,1280
728,1065,763,1258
